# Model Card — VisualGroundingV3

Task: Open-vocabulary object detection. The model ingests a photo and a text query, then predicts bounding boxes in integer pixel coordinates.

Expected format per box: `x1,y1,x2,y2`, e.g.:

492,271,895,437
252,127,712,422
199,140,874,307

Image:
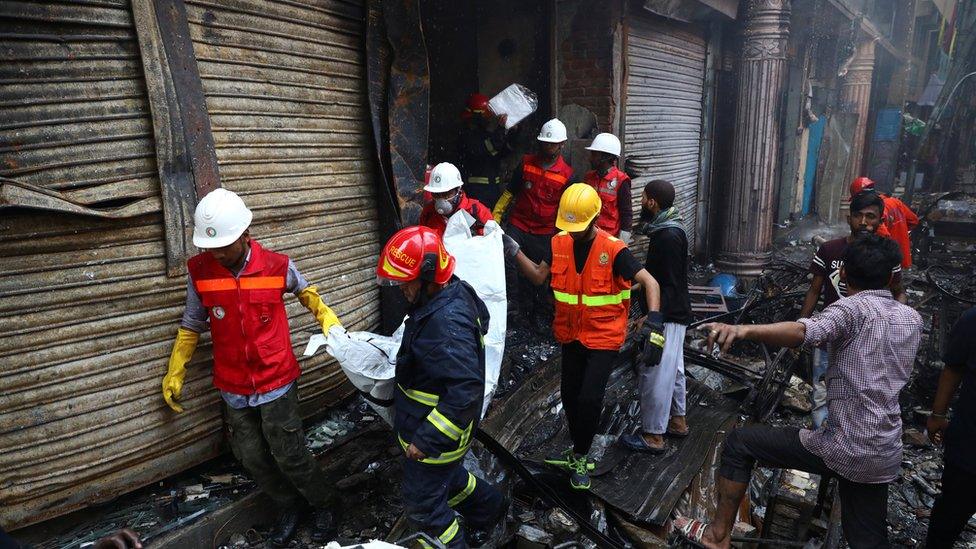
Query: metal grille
624,15,706,256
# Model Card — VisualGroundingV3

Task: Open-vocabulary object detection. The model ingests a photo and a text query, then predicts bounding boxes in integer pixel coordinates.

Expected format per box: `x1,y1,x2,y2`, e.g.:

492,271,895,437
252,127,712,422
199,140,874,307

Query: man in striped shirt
677,234,922,548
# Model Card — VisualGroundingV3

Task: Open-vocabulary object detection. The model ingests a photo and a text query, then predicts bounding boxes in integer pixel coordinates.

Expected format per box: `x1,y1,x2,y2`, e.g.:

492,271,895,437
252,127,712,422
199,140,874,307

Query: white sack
442,212,506,416
488,83,538,129
306,210,507,420
303,324,403,426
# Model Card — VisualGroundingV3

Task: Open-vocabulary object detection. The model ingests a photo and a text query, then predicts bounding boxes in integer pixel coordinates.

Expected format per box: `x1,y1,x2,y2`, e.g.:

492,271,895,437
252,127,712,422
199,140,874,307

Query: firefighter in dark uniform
376,226,506,548
456,93,514,210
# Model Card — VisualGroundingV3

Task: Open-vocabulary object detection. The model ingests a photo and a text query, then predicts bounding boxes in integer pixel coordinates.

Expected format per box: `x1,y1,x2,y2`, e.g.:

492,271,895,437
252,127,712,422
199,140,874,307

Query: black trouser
561,341,618,455
720,425,890,549
926,459,976,548
224,384,333,509
401,457,505,549
505,224,553,327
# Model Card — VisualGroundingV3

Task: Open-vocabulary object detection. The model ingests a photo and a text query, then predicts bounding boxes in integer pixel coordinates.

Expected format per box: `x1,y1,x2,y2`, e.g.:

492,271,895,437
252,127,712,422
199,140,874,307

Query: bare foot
700,523,731,549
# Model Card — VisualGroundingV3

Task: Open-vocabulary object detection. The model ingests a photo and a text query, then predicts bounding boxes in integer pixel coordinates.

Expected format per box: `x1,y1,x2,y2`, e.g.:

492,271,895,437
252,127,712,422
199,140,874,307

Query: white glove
620,230,632,244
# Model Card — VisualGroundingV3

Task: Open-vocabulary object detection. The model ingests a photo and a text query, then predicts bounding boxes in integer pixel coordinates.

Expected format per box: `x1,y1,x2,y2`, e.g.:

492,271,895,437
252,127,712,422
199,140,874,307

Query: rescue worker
492,118,574,333
520,184,665,490
849,176,919,268
419,162,494,237
376,226,506,548
160,189,341,547
456,93,514,210
583,133,632,241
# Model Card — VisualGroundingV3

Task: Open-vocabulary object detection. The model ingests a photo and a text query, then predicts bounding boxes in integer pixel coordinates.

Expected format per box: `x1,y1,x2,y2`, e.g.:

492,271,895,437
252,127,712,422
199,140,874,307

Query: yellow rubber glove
298,286,342,335
162,328,199,413
492,190,514,224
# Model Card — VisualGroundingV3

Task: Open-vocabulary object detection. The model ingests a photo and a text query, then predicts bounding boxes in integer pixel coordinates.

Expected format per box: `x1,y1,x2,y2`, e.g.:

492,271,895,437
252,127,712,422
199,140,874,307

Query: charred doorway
423,0,551,179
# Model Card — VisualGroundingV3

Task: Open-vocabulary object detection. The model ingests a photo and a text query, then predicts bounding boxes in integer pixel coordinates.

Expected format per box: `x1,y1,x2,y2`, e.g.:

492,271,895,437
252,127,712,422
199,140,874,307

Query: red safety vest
418,193,494,237
509,154,573,235
187,240,300,395
550,230,632,350
583,166,630,236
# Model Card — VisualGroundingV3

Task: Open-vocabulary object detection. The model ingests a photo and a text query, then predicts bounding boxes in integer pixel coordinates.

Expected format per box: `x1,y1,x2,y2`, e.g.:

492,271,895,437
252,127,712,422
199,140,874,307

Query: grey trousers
638,323,687,434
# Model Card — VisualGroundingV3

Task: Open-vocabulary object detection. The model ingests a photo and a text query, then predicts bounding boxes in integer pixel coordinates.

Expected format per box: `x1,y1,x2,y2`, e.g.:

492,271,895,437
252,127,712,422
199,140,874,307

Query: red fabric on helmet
377,226,456,284
849,177,875,197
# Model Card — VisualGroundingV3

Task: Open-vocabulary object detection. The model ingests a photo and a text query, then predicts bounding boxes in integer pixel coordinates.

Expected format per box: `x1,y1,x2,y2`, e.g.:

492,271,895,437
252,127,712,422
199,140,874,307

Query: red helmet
850,176,876,197
376,226,455,286
466,93,491,115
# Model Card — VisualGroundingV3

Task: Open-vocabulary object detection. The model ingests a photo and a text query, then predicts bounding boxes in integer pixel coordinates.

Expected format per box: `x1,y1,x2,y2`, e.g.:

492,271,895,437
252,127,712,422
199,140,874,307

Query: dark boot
269,507,303,547
309,508,337,543
465,495,511,547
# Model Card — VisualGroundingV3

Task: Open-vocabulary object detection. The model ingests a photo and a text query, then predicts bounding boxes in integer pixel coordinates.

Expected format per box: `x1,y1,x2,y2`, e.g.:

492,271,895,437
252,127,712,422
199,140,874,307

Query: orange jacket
550,230,632,350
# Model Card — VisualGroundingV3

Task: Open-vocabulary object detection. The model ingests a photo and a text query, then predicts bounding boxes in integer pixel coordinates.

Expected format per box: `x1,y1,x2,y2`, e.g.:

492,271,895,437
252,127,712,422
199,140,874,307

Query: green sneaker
544,448,596,471
569,455,592,490
543,447,575,471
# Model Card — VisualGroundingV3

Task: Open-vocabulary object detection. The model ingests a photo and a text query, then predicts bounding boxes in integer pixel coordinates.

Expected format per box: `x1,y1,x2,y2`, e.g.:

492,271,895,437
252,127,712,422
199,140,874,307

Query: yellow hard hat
556,183,602,232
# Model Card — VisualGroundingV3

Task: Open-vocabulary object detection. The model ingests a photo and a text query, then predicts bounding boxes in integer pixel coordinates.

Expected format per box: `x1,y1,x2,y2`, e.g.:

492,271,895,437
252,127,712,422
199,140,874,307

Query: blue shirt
181,247,309,409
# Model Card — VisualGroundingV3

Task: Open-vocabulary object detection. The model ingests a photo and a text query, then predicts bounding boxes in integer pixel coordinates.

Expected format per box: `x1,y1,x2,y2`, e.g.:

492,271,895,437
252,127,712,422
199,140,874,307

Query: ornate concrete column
716,0,791,275
840,38,876,185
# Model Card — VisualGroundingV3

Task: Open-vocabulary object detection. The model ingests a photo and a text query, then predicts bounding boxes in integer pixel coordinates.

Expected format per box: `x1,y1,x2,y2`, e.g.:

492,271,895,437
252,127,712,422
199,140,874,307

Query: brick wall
558,2,615,129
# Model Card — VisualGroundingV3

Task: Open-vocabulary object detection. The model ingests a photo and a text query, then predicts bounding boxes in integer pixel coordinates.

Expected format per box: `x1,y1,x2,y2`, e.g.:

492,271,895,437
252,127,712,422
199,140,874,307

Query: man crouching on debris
160,188,342,547
376,226,506,548
677,234,922,549
526,183,664,491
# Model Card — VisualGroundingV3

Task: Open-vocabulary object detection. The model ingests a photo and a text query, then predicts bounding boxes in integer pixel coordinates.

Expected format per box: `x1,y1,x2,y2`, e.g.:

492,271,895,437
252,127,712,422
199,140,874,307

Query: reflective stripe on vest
467,176,491,184
195,276,285,293
549,230,631,350
552,288,632,306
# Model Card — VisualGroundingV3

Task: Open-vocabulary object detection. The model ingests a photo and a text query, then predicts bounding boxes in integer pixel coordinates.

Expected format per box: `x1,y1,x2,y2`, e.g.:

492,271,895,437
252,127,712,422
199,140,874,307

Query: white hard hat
424,162,464,193
192,188,253,249
586,133,621,157
537,118,568,143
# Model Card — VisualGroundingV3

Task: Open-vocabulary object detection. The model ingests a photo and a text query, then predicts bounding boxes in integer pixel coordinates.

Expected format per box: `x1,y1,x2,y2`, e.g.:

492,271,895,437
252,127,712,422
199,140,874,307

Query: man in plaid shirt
675,234,922,549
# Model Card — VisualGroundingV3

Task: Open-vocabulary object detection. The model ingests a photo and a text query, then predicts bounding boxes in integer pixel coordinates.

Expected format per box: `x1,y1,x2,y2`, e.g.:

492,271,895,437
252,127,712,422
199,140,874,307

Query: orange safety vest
188,241,300,395
549,230,632,350
583,166,630,236
509,154,573,235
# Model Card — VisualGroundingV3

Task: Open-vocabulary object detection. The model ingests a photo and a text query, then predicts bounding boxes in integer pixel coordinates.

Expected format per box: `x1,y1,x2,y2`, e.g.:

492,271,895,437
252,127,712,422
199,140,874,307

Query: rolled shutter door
625,15,706,256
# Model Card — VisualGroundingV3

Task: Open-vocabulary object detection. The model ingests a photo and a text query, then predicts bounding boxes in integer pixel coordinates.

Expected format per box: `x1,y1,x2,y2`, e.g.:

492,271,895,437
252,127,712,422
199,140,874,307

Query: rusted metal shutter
0,0,161,212
624,15,707,255
0,0,378,530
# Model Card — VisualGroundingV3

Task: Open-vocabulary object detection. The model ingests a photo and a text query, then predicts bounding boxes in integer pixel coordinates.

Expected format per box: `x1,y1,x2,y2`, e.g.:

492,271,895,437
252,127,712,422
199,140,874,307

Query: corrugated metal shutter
624,15,706,255
0,1,183,530
0,0,378,530
183,0,381,405
0,0,161,210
